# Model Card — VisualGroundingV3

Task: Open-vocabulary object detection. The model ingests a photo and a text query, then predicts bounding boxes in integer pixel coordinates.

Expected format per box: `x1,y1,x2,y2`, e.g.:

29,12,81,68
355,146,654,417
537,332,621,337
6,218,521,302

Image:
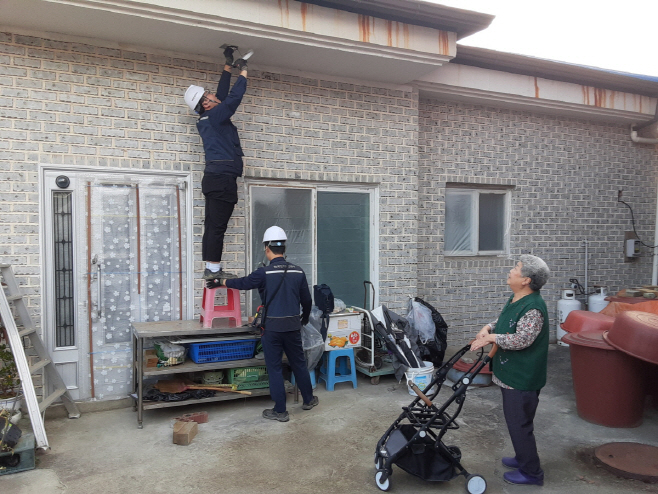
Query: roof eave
453,45,658,98
295,0,494,39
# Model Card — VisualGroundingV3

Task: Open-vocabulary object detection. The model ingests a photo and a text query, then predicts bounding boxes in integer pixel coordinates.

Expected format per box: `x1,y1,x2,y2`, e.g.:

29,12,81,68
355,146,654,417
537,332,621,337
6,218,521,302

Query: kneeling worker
206,226,318,422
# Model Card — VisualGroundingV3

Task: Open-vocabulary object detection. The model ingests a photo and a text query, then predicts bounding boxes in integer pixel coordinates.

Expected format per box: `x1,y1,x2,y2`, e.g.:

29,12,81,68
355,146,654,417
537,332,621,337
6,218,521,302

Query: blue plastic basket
188,339,257,364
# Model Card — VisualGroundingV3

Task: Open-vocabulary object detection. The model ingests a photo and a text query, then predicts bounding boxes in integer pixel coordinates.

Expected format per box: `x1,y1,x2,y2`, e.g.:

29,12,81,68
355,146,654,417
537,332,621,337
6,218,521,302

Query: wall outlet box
626,238,640,257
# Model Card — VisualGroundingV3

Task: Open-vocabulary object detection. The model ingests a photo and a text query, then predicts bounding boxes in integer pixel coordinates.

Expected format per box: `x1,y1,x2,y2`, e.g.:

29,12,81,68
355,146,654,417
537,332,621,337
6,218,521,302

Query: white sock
206,263,220,272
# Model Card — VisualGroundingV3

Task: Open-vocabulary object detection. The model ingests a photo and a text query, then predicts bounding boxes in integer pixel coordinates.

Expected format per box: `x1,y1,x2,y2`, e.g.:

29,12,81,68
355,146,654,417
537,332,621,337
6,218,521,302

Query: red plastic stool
199,287,242,328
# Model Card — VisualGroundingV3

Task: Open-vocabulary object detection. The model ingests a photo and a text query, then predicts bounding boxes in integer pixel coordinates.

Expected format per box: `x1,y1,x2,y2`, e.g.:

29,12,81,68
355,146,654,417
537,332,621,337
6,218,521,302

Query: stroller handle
468,340,499,360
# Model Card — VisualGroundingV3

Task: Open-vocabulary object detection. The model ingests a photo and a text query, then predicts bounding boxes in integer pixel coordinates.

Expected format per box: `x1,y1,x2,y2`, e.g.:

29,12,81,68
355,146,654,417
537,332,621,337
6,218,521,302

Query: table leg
137,336,144,429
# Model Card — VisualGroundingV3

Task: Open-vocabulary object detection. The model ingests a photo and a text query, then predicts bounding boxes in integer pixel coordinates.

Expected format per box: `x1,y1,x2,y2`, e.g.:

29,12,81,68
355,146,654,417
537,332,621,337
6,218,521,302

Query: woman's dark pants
501,387,544,479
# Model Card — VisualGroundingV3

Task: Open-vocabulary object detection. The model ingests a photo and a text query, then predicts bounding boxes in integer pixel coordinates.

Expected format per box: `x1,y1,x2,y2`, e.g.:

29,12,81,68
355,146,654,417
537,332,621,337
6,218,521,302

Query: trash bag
333,298,346,312
413,297,448,368
406,298,435,344
301,322,324,370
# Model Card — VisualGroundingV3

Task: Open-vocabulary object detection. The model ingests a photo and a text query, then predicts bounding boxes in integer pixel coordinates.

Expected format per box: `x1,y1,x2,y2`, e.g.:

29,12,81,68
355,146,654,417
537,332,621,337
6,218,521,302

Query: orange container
563,330,647,428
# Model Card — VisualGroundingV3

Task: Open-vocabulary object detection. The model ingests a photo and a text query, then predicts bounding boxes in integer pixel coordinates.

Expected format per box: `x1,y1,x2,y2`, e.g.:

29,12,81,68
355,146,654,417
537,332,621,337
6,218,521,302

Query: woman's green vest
491,290,549,391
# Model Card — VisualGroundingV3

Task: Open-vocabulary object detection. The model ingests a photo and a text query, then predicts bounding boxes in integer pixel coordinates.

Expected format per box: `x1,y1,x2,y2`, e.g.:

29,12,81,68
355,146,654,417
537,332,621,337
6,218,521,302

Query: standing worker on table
206,226,319,422
184,45,249,281
470,254,550,487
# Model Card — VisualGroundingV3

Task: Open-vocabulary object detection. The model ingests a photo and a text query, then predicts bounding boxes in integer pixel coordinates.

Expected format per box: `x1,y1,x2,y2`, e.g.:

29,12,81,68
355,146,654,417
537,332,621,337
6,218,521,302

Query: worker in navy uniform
184,45,249,281
206,226,319,422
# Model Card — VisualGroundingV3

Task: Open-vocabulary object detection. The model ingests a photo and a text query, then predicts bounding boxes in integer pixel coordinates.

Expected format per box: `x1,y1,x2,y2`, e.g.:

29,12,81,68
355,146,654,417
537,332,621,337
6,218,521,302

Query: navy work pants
501,387,544,479
202,191,235,263
261,329,314,413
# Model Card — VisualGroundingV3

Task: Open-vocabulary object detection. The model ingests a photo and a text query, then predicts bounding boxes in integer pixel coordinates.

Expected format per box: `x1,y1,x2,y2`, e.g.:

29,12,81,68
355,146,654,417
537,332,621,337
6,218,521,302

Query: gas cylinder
557,289,581,346
588,286,609,313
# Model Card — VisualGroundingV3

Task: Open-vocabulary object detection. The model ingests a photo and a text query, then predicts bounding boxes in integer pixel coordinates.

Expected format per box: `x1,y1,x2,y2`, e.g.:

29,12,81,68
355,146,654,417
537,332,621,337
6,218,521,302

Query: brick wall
418,98,658,343
0,31,418,317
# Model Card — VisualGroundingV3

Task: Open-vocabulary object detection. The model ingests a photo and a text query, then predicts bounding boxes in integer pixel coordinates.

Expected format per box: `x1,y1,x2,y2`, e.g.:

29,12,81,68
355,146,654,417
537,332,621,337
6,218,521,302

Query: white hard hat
263,226,287,246
184,85,205,112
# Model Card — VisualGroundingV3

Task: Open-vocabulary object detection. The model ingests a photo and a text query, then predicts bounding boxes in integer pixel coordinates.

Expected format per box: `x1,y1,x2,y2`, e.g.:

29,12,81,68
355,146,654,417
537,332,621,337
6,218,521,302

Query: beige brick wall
0,31,418,318
418,98,658,343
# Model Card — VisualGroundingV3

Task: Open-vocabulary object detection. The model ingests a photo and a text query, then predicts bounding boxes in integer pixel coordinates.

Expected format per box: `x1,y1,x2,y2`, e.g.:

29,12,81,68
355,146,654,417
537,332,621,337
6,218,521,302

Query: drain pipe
584,239,589,305
630,128,658,145
653,194,658,285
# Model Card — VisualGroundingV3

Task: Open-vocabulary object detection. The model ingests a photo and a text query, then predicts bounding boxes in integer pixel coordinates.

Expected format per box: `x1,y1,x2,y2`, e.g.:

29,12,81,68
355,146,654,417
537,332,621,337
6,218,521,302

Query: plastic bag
406,299,435,344
301,322,324,370
333,298,346,312
308,306,323,332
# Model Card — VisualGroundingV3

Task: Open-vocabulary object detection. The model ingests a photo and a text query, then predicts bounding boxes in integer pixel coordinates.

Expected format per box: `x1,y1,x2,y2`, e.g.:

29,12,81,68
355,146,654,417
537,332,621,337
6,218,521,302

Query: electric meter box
626,239,640,258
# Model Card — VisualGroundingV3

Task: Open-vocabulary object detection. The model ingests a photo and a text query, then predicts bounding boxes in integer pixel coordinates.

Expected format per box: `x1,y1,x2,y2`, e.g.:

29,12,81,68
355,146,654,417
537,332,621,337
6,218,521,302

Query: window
249,184,376,310
444,186,510,256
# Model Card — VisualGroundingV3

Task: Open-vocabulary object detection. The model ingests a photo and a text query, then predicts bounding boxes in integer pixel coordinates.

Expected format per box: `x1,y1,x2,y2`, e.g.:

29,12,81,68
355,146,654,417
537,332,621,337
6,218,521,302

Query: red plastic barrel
561,310,614,333
563,330,647,428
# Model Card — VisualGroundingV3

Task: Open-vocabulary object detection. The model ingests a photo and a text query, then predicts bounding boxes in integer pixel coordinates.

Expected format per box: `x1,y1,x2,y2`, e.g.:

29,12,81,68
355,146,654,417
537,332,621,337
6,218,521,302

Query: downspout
654,191,658,285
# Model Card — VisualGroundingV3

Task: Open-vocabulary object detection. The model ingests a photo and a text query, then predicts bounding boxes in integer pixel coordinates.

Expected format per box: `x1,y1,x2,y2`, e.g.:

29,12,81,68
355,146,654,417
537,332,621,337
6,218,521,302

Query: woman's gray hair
519,254,550,291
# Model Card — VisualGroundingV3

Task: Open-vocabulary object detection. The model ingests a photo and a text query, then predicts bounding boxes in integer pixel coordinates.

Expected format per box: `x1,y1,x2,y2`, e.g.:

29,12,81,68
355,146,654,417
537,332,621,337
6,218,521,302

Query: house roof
453,45,658,98
296,0,495,39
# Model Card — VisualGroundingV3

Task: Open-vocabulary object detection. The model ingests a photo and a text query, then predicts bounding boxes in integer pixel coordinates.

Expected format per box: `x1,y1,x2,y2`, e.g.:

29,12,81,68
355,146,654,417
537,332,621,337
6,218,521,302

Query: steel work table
132,319,266,429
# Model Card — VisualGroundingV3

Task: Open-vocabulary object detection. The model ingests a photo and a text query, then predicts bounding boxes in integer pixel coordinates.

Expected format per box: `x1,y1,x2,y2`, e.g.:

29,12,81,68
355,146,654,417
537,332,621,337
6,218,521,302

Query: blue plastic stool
291,368,317,390
318,348,358,391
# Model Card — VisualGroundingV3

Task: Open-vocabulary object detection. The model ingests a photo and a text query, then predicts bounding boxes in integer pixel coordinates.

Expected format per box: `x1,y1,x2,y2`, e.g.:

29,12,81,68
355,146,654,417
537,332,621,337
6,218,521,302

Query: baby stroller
373,343,498,494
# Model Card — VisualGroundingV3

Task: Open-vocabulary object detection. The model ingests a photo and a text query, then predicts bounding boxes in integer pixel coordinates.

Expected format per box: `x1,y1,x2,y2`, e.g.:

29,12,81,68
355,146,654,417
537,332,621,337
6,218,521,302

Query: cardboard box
325,312,362,351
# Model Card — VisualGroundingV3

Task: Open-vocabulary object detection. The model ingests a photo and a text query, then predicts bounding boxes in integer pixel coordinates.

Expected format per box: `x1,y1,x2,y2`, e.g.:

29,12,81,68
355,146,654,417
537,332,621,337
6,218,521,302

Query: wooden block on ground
173,421,198,446
174,411,208,424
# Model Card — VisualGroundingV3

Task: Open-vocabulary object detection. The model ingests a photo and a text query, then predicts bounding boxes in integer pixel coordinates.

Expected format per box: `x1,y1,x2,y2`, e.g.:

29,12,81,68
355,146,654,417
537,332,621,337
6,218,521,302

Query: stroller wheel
375,470,391,491
465,474,487,494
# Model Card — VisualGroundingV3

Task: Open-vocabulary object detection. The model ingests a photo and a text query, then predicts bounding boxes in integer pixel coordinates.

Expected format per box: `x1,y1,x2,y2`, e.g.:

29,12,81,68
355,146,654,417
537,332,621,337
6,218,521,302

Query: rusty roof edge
453,45,658,98
294,0,494,39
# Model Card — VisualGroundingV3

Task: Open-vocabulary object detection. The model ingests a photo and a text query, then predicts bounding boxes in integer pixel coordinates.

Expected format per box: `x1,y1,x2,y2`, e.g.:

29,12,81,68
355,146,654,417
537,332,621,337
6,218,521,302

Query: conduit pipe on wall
630,129,658,144
653,195,658,286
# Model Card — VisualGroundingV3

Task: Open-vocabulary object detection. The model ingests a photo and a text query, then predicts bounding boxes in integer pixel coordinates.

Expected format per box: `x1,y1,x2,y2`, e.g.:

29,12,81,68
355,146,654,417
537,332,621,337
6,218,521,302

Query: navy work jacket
197,70,246,176
226,257,312,332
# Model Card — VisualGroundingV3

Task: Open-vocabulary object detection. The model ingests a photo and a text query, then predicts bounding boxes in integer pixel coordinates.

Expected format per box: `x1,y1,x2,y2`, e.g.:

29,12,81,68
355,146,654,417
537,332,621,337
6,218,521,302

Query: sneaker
262,408,289,422
502,456,519,469
202,268,221,281
217,269,238,280
503,469,544,486
201,269,238,281
302,396,319,410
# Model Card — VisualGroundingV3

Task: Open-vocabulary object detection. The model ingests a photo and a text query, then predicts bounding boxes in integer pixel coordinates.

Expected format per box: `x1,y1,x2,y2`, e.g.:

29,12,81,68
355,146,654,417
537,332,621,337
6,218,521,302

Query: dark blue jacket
197,70,246,176
226,256,312,332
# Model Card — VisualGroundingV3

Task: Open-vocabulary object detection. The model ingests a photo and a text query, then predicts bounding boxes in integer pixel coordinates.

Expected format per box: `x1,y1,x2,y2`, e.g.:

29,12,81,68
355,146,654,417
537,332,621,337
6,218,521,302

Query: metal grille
53,191,75,347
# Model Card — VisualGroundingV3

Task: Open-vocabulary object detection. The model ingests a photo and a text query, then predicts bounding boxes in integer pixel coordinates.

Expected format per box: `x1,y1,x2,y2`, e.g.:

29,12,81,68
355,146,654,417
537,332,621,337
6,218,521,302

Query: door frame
38,164,195,398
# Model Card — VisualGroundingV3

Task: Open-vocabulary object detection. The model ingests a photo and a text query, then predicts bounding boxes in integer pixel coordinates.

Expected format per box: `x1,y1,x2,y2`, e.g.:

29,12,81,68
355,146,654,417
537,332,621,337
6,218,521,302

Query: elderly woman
470,254,550,487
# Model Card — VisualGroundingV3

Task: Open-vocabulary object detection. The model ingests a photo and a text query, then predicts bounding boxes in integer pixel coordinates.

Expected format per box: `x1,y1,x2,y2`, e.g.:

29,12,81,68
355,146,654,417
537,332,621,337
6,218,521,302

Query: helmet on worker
263,226,287,248
184,85,206,114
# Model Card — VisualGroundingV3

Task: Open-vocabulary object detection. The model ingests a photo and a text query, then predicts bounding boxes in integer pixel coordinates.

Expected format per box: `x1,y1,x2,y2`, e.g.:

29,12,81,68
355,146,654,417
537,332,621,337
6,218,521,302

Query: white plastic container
588,286,609,313
405,361,435,396
557,289,581,347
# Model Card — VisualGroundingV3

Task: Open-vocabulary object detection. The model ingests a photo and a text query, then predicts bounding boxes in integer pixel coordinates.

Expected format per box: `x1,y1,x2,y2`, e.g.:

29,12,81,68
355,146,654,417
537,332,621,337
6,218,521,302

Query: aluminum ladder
0,264,80,450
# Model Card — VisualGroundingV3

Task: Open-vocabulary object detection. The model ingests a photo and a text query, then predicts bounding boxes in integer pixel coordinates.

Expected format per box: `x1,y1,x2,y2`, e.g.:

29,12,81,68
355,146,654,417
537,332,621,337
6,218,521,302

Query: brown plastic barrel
649,364,658,411
563,331,647,428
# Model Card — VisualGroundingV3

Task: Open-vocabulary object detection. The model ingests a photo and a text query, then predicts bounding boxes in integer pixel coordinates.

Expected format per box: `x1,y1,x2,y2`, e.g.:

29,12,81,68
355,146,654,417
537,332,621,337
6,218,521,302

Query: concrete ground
3,345,658,494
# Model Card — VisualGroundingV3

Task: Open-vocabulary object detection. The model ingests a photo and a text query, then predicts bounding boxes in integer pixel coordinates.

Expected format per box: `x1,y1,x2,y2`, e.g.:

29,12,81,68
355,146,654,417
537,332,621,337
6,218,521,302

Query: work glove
205,278,227,289
233,58,248,71
223,46,234,66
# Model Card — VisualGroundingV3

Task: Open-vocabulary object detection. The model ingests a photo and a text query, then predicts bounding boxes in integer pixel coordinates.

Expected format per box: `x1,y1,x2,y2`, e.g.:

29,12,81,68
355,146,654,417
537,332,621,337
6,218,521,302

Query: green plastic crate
227,366,269,390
